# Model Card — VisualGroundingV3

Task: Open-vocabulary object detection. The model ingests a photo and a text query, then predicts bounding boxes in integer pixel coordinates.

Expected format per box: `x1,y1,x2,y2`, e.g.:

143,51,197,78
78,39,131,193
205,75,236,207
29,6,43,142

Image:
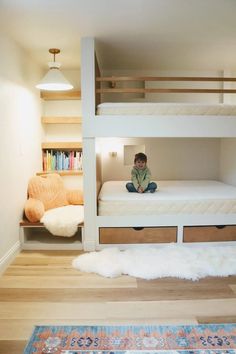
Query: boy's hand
138,186,144,193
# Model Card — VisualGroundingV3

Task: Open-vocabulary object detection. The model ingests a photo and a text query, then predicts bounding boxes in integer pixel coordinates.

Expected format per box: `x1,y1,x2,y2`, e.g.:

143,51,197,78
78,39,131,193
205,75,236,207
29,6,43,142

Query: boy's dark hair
134,152,147,163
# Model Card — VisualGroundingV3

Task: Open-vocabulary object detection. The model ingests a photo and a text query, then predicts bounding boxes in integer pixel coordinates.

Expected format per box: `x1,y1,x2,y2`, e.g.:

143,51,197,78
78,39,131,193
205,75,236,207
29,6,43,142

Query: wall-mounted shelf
40,90,81,100
42,116,82,124
41,142,83,175
36,170,83,176
42,142,82,149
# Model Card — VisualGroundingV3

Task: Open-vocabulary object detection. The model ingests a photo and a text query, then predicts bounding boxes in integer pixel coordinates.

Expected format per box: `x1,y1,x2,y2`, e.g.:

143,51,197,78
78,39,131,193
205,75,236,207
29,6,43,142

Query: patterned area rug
23,324,236,354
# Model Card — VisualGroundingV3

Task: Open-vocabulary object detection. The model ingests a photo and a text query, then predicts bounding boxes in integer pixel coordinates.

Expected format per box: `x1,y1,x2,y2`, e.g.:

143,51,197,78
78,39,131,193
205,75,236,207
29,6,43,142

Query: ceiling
1,0,236,71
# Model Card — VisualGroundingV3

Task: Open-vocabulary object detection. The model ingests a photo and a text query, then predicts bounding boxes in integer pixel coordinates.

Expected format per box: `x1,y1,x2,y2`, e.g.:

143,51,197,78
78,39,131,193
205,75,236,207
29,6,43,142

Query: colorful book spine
43,150,83,172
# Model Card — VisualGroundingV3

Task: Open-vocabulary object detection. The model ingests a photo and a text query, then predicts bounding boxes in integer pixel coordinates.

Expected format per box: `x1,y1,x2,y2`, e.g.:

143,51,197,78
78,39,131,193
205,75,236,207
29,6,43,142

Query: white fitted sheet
97,102,236,116
98,180,236,216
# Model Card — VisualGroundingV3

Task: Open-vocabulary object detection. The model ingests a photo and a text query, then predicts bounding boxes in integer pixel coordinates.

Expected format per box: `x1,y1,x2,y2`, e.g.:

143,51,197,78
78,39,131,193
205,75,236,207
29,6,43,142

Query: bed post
81,37,97,251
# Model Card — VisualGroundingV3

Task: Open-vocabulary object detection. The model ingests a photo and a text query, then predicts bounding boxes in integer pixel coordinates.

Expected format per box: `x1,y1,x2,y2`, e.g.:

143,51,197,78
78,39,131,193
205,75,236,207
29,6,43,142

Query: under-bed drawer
99,227,177,244
184,225,236,242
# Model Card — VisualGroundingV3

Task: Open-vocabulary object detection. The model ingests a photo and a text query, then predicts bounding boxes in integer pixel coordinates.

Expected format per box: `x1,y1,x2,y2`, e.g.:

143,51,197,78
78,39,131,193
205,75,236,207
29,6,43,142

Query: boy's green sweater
131,166,151,190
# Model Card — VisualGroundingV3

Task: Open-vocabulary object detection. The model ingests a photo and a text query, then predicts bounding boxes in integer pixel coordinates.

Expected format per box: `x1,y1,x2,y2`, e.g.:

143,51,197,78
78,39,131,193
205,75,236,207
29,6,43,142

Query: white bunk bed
81,37,236,251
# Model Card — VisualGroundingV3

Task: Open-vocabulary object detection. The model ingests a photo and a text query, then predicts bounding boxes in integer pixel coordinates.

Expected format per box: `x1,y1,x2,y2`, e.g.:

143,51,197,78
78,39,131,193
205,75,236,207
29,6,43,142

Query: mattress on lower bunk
98,180,236,216
97,102,236,116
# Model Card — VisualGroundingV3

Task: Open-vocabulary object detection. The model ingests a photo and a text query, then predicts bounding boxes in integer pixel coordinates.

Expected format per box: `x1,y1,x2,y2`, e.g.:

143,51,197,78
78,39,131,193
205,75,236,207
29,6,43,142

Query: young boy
126,152,157,193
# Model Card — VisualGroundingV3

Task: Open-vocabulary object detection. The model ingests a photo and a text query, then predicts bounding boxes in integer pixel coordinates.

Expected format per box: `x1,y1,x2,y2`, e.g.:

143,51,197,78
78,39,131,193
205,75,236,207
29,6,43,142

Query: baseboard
0,241,21,275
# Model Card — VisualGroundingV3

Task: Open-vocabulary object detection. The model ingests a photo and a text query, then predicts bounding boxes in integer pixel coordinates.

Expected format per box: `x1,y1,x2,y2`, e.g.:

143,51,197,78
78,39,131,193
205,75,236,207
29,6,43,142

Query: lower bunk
96,180,236,247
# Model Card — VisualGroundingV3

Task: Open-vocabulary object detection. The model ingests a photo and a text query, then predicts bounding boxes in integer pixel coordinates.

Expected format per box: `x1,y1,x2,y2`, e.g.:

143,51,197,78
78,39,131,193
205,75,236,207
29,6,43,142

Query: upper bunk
81,37,236,138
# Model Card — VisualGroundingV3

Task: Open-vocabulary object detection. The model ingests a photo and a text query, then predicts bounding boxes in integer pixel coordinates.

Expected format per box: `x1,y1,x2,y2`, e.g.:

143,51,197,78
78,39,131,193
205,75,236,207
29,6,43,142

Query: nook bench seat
19,219,84,250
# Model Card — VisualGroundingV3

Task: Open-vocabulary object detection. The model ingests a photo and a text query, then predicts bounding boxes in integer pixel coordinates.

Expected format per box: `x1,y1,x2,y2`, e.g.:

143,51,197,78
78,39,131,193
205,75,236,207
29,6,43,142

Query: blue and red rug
24,324,236,354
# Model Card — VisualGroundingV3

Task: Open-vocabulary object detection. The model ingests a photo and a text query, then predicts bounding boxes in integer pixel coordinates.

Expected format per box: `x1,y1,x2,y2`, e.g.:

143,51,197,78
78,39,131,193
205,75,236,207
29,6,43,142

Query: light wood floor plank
0,340,26,354
11,257,76,266
137,276,236,286
197,316,236,324
17,250,82,257
105,299,236,319
0,275,137,289
0,286,234,302
1,299,236,320
10,251,82,266
4,265,81,276
138,279,235,299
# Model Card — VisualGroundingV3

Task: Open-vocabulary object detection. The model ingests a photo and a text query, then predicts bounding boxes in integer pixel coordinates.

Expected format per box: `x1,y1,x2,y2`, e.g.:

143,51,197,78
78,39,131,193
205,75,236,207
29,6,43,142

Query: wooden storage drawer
99,227,177,244
184,225,236,242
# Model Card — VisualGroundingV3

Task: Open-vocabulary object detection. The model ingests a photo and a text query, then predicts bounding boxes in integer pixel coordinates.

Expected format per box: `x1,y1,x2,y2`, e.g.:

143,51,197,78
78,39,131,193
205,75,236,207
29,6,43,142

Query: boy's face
135,159,146,170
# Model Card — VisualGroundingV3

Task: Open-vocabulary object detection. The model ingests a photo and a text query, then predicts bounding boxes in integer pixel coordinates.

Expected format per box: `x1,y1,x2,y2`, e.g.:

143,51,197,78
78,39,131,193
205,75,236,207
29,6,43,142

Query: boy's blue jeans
126,182,157,193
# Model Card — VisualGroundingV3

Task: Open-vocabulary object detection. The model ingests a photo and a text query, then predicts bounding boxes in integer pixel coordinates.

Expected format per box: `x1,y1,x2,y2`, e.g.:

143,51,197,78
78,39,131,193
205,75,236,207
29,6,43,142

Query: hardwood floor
1,250,236,353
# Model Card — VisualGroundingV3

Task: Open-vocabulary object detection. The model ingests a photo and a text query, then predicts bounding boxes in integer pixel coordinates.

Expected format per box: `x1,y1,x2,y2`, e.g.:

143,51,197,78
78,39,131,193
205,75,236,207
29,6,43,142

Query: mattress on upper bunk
98,180,236,216
97,102,236,116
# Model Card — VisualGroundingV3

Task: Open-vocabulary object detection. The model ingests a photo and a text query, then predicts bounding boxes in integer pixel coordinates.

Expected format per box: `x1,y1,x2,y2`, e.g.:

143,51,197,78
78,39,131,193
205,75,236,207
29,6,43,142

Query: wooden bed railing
96,76,236,94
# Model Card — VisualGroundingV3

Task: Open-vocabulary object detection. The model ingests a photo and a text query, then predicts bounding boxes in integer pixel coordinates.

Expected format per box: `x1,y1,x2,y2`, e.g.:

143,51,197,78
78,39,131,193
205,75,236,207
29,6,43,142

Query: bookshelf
42,142,82,149
36,170,83,176
42,116,82,124
39,91,83,177
40,142,83,175
40,90,81,100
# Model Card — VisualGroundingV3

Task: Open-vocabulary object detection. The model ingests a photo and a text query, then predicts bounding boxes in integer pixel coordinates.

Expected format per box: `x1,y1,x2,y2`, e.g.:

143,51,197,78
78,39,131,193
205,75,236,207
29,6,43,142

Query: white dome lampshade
36,48,73,91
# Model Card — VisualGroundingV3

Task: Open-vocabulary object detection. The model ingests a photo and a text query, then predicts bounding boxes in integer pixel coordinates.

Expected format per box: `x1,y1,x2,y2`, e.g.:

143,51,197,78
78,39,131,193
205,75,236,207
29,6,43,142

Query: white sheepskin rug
41,205,84,237
72,244,236,280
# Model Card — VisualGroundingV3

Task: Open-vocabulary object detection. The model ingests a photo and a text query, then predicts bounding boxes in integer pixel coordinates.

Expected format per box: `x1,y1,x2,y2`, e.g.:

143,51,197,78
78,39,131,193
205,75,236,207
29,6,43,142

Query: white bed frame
81,37,236,251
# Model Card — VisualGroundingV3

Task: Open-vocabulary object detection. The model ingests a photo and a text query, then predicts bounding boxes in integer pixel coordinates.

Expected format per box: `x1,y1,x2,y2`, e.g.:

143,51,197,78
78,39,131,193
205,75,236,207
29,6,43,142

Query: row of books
43,150,83,171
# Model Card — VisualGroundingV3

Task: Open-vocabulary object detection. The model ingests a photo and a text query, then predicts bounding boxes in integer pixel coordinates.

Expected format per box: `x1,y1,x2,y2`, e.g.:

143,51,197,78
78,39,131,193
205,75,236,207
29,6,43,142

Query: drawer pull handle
133,227,144,231
216,225,226,229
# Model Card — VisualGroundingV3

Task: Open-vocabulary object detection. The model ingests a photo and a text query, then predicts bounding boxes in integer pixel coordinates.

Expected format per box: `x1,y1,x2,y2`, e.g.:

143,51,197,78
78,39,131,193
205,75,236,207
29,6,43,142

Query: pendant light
36,48,73,91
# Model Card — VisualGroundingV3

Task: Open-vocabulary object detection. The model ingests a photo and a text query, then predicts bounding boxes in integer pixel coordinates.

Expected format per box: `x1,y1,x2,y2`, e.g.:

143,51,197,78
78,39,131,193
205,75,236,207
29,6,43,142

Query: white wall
0,34,42,268
219,138,236,186
98,137,220,182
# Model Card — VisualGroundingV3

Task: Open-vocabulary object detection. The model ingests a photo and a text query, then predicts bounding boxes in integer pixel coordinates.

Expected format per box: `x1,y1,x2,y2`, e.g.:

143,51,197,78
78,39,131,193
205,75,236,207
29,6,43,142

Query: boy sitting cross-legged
126,152,157,193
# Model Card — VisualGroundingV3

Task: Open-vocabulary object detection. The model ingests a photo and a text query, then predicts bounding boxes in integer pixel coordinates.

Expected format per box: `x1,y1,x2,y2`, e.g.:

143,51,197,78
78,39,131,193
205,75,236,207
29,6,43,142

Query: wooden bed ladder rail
96,76,236,94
